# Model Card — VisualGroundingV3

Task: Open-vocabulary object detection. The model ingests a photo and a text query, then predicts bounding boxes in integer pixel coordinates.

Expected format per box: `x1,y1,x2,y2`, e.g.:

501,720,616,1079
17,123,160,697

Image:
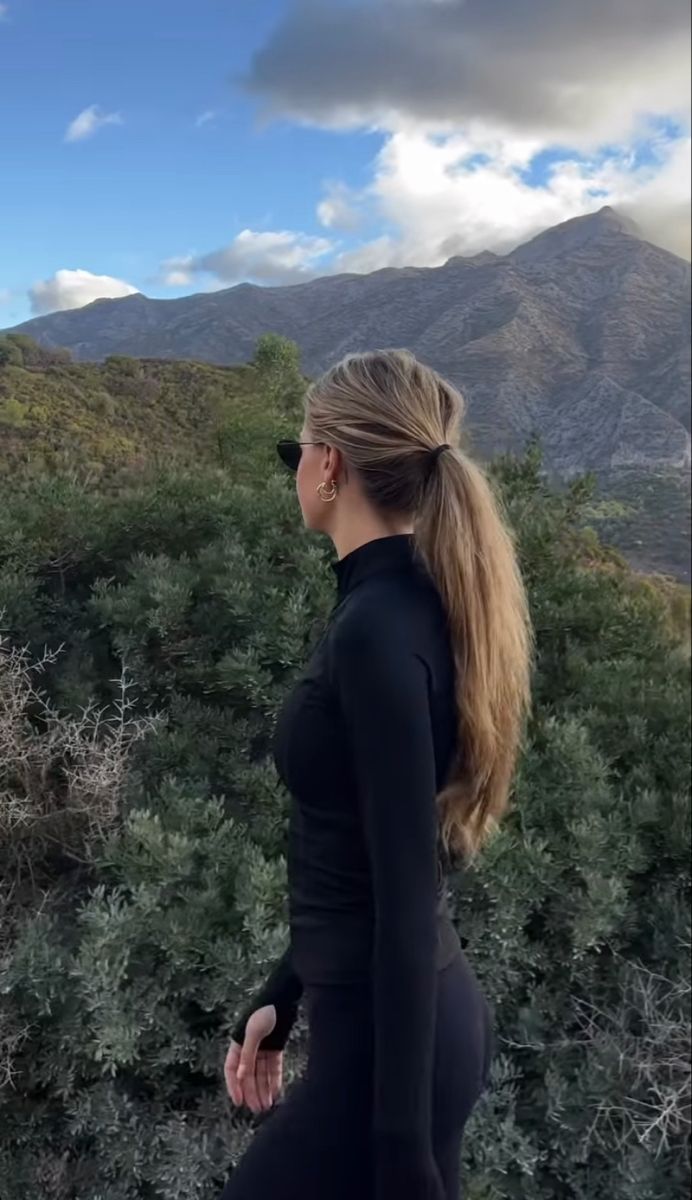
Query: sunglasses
276,440,323,472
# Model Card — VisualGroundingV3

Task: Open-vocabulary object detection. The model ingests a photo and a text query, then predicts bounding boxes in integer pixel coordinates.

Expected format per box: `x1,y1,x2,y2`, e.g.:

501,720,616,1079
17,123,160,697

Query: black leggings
220,950,493,1200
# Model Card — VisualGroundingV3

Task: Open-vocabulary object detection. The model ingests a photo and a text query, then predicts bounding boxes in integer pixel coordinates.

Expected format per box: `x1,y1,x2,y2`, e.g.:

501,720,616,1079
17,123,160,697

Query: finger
256,1056,272,1111
264,1056,281,1108
224,1044,244,1107
238,1035,262,1113
237,1035,258,1088
268,1059,283,1104
226,1069,244,1107
241,1065,261,1114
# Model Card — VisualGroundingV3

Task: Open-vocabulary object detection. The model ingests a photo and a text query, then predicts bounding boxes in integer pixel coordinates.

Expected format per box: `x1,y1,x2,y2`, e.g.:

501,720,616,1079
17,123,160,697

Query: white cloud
162,265,194,287
324,124,691,271
614,136,692,258
149,1,689,297
317,181,362,231
240,0,690,268
159,128,689,296
0,288,12,305
162,228,334,288
65,105,123,143
157,126,689,298
195,110,217,128
29,269,138,315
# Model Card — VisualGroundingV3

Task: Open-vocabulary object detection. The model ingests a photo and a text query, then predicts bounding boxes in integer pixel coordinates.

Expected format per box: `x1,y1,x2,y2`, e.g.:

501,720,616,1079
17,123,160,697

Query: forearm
371,908,439,1195
372,919,438,1127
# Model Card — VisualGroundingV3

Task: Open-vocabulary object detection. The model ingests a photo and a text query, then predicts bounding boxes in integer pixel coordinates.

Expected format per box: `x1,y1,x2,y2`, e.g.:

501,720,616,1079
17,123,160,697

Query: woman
221,349,532,1200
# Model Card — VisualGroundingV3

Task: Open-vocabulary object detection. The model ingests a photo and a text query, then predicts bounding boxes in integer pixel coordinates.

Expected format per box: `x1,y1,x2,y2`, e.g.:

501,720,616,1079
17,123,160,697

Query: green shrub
0,397,26,427
1,334,71,368
0,401,688,1199
0,337,23,369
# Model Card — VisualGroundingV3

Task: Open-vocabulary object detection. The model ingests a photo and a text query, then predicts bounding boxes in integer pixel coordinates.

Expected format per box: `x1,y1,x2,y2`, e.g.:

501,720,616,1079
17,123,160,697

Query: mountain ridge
4,206,690,580
10,205,672,332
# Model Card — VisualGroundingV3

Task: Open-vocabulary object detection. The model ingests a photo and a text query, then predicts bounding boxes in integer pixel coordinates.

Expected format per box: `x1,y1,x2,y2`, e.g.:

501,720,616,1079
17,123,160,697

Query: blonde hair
306,348,533,860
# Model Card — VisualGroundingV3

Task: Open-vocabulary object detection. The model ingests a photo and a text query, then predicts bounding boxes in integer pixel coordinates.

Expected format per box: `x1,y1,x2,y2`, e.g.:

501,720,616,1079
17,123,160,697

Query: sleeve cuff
231,997,299,1050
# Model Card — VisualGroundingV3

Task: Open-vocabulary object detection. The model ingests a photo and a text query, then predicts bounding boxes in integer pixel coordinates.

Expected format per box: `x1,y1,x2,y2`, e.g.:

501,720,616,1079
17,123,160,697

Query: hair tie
429,443,451,467
423,442,451,486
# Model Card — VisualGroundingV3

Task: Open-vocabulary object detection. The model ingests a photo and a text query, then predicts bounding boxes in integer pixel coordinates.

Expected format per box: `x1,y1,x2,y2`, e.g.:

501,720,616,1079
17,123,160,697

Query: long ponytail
306,349,533,859
416,445,532,858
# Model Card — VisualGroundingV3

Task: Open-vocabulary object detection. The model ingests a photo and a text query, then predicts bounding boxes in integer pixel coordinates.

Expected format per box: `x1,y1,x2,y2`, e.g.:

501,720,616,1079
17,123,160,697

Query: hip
302,946,493,1102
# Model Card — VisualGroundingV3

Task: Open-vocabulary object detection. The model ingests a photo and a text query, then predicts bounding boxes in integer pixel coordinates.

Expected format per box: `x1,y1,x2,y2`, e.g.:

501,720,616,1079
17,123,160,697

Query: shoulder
333,576,410,645
328,573,441,680
331,602,388,662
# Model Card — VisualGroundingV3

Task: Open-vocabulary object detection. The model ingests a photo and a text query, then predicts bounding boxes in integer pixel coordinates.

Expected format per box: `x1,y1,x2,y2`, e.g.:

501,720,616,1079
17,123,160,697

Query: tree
252,333,305,415
253,332,300,379
0,337,23,369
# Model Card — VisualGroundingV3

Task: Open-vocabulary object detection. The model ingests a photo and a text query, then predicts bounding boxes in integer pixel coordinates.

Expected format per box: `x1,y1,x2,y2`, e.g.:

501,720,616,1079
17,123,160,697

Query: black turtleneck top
232,534,461,1192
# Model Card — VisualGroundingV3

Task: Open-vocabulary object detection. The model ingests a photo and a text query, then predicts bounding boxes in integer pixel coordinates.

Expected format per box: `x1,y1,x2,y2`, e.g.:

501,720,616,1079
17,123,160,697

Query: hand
224,1004,284,1114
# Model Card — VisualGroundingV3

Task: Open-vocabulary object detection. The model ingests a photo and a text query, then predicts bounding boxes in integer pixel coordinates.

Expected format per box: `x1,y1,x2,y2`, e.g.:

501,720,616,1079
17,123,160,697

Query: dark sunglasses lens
277,441,302,471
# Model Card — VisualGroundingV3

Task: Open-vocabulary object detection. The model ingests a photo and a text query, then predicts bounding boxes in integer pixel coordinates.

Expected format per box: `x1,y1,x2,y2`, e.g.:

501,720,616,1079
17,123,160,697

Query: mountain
4,207,691,579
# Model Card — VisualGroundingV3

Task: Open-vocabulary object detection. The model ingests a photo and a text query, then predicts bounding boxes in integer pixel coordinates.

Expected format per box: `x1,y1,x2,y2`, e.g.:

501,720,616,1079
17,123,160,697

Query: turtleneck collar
331,534,416,600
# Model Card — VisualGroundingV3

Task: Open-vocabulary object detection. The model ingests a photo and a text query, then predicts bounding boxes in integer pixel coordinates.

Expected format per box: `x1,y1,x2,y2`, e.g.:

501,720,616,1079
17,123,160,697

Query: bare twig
575,945,691,1158
0,630,162,875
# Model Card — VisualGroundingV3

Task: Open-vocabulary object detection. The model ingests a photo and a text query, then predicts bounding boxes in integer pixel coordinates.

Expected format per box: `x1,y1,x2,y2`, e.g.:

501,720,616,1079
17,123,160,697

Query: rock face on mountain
6,207,691,578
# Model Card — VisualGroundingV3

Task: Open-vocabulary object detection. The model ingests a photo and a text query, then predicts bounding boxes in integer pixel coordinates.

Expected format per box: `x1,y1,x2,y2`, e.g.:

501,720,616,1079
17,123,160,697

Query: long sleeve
332,616,444,1200
231,946,303,1051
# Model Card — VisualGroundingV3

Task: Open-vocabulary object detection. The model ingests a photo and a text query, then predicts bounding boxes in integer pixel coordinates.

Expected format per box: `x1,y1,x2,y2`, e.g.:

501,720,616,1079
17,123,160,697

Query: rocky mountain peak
510,205,643,265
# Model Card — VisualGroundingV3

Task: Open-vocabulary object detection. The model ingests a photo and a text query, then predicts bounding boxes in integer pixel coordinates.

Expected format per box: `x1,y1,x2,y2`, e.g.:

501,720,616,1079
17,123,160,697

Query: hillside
0,334,689,583
0,339,290,483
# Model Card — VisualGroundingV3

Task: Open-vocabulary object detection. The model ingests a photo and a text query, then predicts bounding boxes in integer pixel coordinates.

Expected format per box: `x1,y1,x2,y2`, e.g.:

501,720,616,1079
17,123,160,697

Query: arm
334,620,443,1199
232,946,303,1050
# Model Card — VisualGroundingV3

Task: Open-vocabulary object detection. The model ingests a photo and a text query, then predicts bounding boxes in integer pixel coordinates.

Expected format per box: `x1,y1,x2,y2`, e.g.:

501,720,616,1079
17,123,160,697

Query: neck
330,510,414,562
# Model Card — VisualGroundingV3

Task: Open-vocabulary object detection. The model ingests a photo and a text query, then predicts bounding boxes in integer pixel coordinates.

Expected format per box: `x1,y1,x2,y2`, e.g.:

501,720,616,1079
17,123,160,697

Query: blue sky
1,0,689,326
0,0,381,322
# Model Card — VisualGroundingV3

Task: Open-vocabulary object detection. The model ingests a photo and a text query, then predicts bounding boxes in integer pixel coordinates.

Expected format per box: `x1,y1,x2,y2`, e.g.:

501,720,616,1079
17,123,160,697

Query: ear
324,444,345,483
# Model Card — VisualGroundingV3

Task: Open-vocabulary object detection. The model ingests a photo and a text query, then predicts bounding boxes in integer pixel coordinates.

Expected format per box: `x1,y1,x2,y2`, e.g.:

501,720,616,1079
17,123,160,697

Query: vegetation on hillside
0,335,689,1199
1,332,689,584
0,332,301,480
587,466,691,584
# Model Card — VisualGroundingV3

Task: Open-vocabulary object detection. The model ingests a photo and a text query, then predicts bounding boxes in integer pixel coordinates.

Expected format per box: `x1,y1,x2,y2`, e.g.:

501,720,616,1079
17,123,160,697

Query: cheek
296,458,315,519
296,455,325,530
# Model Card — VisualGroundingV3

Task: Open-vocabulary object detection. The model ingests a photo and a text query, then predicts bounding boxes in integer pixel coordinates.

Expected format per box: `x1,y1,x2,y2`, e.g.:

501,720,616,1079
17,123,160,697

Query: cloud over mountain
29,269,137,314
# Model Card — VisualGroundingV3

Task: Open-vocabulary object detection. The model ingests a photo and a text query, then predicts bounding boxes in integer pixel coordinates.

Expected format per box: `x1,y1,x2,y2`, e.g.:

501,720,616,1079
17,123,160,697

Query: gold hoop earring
317,480,338,503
